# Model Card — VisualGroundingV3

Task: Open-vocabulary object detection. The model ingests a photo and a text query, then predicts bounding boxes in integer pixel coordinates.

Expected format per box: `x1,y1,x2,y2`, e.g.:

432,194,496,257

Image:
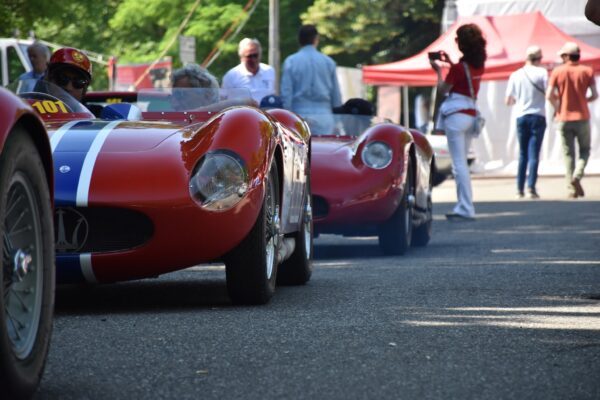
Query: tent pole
402,86,410,128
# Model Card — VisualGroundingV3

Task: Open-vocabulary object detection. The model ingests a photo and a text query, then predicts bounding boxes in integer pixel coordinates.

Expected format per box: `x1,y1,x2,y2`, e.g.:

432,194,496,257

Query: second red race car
301,99,434,255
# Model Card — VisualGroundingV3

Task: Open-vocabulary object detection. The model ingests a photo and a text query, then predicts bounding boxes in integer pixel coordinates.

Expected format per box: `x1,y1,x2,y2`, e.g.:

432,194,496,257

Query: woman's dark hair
299,25,318,46
456,24,487,69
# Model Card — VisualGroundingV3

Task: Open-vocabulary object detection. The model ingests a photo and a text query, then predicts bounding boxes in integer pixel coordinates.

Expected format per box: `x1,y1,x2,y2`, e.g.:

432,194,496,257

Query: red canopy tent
362,11,600,87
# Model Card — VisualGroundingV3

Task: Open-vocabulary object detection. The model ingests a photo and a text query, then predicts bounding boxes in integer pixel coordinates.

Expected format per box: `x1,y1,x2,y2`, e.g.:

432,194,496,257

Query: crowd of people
430,26,597,219
16,19,599,213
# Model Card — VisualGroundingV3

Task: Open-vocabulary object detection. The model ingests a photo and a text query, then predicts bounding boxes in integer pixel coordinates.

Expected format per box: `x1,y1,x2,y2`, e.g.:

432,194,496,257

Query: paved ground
434,175,600,203
35,175,600,400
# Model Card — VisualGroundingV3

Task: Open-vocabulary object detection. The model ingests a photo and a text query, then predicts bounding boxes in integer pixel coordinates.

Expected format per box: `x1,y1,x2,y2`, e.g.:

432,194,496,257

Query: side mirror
101,103,142,121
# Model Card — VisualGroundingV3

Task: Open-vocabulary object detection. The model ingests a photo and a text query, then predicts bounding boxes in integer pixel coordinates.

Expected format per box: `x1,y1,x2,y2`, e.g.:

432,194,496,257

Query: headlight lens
361,141,393,169
189,151,248,210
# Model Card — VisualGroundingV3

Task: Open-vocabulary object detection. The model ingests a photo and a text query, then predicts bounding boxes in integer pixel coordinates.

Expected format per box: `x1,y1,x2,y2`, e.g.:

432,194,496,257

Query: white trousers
444,112,475,218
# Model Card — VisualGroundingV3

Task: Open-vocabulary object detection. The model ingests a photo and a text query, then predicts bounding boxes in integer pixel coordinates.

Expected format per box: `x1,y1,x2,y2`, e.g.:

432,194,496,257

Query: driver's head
47,47,92,101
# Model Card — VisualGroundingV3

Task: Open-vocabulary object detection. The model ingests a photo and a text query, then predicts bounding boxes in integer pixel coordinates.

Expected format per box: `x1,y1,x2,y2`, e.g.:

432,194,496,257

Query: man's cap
557,42,580,56
333,98,375,116
526,45,542,59
260,95,283,109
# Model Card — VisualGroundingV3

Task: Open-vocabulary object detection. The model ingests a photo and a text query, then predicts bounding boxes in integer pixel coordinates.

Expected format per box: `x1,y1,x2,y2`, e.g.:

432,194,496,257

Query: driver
44,47,92,102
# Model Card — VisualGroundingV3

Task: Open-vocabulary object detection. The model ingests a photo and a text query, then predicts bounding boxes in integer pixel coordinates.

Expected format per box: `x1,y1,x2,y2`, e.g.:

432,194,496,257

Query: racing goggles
52,71,90,89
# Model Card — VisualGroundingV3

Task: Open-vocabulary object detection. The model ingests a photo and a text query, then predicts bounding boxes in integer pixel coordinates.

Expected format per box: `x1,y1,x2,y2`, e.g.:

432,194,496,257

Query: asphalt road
36,176,600,400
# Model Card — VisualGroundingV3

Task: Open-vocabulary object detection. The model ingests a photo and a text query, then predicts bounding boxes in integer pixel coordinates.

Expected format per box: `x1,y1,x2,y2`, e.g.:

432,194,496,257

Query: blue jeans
516,114,546,193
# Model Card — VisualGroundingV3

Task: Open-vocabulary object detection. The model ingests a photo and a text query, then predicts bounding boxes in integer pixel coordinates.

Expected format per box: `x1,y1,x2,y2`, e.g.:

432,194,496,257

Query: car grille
312,195,329,219
54,207,154,253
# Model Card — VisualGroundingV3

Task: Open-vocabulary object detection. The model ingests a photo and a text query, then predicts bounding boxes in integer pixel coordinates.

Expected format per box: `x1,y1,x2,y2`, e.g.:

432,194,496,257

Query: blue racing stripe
52,121,112,207
56,254,86,284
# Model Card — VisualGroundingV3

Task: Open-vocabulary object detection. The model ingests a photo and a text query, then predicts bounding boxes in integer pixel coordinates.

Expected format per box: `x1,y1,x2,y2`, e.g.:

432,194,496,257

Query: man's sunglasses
53,72,89,89
244,53,259,59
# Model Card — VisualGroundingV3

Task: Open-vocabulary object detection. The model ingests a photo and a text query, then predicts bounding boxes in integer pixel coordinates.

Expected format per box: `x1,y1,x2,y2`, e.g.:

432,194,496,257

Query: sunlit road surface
37,177,600,399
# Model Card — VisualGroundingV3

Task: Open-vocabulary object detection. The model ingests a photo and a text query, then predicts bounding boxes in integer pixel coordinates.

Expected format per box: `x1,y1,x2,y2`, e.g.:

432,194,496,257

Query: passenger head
47,47,92,101
27,42,51,74
455,23,487,69
171,63,219,89
298,24,319,47
171,64,219,109
238,38,262,74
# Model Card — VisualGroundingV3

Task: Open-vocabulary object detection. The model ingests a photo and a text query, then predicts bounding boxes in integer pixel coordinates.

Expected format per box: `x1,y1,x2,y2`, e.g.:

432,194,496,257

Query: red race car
302,99,434,255
0,88,55,399
14,81,312,305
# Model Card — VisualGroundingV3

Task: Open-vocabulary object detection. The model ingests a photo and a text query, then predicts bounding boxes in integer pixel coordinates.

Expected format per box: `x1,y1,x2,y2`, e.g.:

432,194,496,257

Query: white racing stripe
76,120,121,206
79,253,97,283
50,120,80,153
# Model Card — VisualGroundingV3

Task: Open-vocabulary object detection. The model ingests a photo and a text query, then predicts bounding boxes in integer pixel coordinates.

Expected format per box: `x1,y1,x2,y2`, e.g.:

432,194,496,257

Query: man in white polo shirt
505,45,548,199
222,38,275,104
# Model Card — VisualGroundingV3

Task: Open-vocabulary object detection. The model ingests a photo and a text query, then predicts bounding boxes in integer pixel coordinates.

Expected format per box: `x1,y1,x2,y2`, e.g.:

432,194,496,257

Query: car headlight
189,151,248,210
361,141,392,169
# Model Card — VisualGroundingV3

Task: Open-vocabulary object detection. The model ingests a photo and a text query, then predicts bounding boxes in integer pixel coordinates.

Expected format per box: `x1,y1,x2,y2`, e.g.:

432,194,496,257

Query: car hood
47,120,189,153
311,136,355,154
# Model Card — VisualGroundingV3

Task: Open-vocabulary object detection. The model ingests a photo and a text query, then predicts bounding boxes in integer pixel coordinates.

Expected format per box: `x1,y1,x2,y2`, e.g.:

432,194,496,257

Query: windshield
137,87,255,112
297,112,384,137
9,79,94,116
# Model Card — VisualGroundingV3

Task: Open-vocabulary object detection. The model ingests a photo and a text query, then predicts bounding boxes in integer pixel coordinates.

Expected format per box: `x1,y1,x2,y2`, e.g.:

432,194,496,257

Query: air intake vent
55,207,153,253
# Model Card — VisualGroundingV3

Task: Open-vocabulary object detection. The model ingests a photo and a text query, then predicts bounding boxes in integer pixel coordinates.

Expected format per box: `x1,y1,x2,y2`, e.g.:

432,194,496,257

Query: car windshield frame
297,112,385,137
136,87,254,113
9,78,95,117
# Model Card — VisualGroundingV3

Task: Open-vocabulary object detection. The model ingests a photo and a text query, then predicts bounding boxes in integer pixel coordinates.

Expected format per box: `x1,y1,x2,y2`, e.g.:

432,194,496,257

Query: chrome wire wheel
303,199,312,260
264,173,279,280
3,171,43,360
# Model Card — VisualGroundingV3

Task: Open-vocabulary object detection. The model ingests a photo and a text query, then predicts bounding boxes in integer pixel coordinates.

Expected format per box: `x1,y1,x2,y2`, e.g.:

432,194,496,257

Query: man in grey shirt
280,24,342,133
505,45,548,199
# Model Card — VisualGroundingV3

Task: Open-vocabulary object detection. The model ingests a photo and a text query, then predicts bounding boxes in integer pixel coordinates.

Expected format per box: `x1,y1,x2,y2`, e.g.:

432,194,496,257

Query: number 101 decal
31,100,69,114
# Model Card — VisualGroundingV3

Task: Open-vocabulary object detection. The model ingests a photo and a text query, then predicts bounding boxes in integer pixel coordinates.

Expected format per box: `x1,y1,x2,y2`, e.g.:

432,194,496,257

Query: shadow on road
55,278,231,316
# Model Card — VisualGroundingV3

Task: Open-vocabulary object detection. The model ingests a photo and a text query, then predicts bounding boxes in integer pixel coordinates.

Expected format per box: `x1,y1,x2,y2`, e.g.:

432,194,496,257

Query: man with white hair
505,45,548,199
222,38,275,104
18,41,51,91
546,42,598,198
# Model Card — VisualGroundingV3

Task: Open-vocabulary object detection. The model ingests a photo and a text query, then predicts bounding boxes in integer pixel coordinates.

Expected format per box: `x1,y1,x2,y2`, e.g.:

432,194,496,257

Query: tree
301,0,444,67
109,0,314,81
1,0,120,90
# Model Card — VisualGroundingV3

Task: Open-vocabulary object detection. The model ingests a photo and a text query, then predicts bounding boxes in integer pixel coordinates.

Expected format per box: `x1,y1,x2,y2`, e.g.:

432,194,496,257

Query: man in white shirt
505,45,548,199
222,38,275,104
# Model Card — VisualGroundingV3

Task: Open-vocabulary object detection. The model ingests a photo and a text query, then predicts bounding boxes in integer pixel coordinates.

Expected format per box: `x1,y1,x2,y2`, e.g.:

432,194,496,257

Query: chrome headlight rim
361,140,393,170
189,150,249,211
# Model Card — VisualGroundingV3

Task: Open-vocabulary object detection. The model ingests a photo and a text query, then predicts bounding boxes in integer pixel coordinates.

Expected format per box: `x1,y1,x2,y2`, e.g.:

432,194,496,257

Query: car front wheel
225,162,280,305
0,130,54,400
378,161,413,255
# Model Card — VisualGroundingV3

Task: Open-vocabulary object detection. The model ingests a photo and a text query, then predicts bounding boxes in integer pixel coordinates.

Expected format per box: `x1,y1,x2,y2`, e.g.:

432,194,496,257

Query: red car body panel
0,88,54,199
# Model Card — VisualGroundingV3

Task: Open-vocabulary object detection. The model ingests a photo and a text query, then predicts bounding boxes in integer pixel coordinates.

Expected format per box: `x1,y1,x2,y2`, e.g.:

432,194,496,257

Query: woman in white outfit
430,24,487,221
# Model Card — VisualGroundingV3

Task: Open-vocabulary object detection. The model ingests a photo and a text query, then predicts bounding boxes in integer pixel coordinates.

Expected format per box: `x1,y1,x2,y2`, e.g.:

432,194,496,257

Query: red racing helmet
49,47,92,80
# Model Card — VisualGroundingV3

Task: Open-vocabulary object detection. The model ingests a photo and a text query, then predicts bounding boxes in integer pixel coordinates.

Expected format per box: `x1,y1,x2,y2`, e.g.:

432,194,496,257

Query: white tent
447,0,600,176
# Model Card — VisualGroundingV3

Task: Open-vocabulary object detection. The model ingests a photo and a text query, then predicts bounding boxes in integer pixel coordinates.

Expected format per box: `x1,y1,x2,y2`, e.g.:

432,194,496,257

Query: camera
428,51,443,61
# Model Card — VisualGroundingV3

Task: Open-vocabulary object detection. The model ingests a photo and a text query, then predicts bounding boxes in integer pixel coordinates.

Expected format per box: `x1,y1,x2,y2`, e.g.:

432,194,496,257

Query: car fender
0,88,53,201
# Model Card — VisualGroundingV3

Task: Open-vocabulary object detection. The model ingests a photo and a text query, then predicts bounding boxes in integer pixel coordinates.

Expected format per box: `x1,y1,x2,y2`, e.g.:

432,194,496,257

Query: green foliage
302,0,444,67
2,0,442,89
109,0,314,81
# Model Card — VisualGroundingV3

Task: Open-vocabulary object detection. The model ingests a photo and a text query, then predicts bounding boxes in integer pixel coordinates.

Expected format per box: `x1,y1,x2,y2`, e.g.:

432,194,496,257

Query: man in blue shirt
280,25,342,133
18,42,50,92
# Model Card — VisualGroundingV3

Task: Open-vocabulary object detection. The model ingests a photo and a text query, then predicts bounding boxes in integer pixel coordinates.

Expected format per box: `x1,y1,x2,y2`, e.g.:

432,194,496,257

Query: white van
0,38,34,87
